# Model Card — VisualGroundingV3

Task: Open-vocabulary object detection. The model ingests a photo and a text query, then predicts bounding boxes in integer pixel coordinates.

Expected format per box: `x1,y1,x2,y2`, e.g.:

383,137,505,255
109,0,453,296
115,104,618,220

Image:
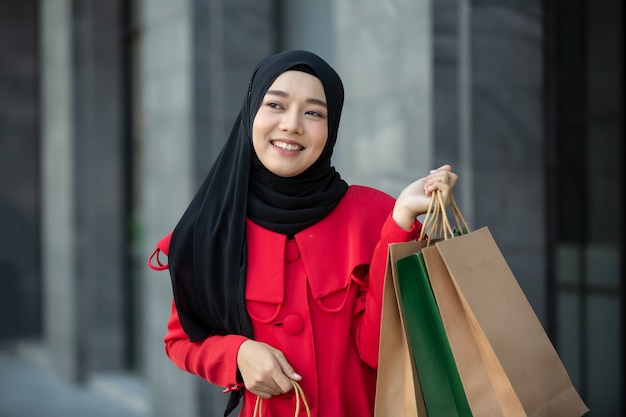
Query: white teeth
272,141,303,151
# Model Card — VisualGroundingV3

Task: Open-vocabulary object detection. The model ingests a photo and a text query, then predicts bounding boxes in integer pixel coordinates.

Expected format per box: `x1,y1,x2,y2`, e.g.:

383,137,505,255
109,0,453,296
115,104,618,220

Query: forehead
265,70,326,99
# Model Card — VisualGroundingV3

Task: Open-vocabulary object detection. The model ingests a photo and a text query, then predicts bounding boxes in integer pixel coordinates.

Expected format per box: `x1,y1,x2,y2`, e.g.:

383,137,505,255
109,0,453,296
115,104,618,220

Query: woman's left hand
392,165,458,231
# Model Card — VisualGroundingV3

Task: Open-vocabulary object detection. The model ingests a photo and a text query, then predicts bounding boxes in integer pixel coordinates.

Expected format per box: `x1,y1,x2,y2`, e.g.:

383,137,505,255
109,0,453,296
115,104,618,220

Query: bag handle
419,191,470,244
419,191,452,243
448,193,470,235
253,380,311,417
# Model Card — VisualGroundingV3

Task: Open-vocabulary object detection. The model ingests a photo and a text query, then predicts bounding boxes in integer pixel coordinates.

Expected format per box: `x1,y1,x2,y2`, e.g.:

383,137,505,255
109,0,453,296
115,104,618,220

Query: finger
424,175,457,198
425,170,457,188
272,349,301,380
448,171,458,187
429,164,452,174
272,353,301,393
253,389,274,400
438,183,452,201
245,375,283,398
424,175,447,191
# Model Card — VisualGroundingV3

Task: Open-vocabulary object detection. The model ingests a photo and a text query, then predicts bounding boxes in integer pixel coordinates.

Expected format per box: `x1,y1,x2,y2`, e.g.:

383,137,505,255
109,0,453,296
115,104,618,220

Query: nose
279,108,303,134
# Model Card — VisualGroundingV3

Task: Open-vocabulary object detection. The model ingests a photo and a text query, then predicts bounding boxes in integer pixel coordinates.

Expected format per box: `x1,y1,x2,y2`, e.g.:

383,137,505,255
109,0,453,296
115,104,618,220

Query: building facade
0,0,622,416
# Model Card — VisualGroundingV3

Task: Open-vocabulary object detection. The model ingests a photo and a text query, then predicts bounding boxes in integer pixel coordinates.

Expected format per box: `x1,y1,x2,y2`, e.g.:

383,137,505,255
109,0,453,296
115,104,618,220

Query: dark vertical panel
72,0,127,375
550,0,624,413
583,0,623,413
553,0,589,400
0,1,41,341
543,0,558,341
433,0,460,171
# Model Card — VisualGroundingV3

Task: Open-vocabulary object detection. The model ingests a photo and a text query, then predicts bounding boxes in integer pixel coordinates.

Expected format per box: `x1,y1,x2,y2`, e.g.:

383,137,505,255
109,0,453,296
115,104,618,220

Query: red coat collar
246,186,394,301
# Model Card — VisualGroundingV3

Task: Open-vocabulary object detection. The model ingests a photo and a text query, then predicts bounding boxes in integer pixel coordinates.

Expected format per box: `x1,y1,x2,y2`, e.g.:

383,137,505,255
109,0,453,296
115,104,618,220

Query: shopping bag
375,190,470,416
430,225,589,416
422,244,526,416
431,228,589,416
410,191,518,416
375,239,428,417
395,250,473,417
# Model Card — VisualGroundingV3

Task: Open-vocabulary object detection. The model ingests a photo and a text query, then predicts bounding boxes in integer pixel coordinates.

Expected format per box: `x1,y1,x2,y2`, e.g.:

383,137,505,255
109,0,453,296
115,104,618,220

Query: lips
271,140,304,151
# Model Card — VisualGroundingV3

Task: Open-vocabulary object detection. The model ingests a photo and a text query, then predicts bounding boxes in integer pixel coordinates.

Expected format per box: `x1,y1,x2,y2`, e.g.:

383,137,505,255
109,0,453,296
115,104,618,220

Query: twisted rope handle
253,380,311,417
418,191,469,244
419,191,452,243
449,193,470,234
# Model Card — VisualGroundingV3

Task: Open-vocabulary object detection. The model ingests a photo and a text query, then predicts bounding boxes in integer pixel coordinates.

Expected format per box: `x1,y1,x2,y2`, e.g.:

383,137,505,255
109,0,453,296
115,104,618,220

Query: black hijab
167,50,347,414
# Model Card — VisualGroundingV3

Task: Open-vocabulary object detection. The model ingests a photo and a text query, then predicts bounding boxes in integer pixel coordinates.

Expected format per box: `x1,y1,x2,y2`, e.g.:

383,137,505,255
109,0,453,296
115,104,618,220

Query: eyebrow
265,89,327,108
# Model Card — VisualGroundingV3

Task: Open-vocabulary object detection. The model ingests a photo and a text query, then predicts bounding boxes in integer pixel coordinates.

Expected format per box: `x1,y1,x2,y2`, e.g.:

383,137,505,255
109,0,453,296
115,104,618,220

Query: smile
271,140,304,151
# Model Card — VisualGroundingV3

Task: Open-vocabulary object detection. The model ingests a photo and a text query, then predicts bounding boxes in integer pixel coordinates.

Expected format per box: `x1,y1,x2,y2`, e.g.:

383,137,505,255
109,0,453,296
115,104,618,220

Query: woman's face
252,70,329,177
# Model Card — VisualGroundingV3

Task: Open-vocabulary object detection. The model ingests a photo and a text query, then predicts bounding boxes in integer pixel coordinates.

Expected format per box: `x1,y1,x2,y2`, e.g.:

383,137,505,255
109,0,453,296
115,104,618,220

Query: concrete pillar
334,0,434,198
41,0,78,382
137,2,198,415
41,0,128,381
72,0,128,374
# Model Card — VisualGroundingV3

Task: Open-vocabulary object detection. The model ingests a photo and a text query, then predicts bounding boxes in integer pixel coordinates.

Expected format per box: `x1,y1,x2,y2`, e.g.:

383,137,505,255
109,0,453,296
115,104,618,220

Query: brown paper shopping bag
409,191,520,416
422,244,526,416
375,240,428,417
431,227,589,417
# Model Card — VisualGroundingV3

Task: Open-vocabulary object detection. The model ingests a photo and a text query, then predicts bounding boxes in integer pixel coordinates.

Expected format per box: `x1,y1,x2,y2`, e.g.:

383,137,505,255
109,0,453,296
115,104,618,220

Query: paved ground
0,347,149,417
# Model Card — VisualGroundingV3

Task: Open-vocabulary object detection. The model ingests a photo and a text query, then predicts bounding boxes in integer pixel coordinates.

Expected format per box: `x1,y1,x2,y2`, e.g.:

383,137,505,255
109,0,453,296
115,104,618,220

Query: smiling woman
252,70,329,177
148,50,459,417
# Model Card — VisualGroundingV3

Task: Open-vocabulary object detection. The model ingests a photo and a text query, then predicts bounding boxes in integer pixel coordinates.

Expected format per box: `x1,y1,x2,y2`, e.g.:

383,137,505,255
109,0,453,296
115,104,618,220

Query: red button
285,240,300,263
283,315,304,335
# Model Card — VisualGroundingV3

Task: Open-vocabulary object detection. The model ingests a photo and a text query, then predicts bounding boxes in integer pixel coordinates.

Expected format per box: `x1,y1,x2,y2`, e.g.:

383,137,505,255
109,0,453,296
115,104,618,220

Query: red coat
151,185,419,416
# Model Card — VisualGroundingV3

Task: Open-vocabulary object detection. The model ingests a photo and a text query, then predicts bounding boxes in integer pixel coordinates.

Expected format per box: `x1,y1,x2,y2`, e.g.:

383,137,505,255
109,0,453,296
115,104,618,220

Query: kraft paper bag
375,240,428,417
395,251,473,417
431,227,589,417
422,244,526,416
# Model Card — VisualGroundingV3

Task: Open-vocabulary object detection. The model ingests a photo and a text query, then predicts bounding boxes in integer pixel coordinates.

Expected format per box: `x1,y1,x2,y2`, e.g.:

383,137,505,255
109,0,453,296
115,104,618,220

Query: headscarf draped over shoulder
167,50,348,350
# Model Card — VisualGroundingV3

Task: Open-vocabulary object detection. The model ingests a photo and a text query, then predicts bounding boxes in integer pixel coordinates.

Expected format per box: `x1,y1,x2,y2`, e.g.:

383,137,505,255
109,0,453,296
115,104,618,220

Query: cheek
251,114,271,150
311,125,329,150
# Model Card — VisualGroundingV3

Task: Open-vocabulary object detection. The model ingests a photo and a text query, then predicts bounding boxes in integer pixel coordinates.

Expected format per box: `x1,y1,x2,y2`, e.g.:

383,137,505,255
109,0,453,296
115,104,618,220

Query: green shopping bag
396,251,473,417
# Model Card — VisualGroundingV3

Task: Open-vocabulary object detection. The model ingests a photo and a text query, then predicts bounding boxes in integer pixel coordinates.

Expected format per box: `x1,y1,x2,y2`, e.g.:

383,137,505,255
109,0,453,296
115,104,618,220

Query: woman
149,50,457,417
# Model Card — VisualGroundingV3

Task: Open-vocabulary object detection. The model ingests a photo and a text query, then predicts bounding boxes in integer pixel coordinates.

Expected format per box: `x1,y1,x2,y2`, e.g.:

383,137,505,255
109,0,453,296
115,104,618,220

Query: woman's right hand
237,340,302,399
393,165,458,231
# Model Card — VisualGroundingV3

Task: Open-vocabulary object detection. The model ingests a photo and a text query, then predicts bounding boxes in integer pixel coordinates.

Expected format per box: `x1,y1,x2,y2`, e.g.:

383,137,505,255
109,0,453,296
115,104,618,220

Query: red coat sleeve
352,213,419,369
163,300,249,388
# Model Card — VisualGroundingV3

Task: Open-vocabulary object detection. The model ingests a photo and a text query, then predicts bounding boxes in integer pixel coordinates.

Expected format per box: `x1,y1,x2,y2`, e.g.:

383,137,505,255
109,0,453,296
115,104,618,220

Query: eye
306,110,326,118
267,102,284,110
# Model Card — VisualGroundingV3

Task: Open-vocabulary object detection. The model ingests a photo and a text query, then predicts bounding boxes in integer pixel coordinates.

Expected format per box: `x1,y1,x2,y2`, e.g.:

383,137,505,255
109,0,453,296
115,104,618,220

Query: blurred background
0,0,622,416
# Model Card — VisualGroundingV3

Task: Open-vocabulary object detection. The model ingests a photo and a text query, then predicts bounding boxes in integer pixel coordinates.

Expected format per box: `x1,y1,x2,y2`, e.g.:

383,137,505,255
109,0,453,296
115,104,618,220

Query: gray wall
334,0,434,197
279,0,334,63
469,2,546,319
